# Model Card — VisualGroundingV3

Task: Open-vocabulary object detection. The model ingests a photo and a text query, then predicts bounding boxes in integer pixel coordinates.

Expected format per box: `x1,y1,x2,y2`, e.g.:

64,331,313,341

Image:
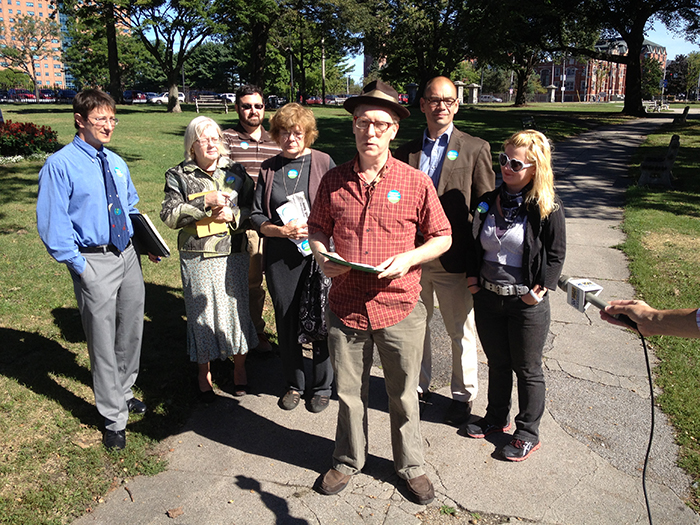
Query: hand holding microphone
557,274,637,329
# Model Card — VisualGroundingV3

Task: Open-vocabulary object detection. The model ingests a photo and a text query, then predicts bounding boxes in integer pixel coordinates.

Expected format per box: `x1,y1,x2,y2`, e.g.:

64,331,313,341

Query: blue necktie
97,150,129,252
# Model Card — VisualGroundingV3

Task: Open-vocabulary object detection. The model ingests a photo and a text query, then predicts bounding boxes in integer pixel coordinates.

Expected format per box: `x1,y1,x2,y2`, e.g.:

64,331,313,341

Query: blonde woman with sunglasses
465,129,566,461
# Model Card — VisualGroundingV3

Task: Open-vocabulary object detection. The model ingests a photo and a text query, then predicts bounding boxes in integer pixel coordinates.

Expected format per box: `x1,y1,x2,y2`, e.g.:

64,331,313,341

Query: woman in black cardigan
250,103,335,414
465,130,566,461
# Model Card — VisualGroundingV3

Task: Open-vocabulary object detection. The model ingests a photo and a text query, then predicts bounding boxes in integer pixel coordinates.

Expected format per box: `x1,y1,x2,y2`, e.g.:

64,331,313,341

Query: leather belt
79,240,132,254
481,279,529,296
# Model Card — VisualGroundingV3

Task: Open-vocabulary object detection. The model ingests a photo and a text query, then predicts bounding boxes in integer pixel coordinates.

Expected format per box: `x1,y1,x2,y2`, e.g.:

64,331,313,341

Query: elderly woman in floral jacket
161,116,257,402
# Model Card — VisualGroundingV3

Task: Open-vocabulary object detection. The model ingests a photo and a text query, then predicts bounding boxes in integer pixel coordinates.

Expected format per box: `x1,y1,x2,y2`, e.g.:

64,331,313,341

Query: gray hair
184,116,228,162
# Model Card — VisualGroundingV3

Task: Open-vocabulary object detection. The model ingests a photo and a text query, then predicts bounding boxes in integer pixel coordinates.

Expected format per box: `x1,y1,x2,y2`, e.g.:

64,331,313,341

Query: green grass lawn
0,101,688,523
620,117,700,509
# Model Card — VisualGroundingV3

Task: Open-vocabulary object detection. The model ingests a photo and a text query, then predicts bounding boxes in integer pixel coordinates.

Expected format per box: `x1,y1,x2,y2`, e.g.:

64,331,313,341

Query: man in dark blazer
394,76,495,426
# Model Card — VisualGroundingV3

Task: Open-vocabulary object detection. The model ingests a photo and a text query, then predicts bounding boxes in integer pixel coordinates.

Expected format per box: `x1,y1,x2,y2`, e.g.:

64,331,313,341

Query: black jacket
470,187,566,291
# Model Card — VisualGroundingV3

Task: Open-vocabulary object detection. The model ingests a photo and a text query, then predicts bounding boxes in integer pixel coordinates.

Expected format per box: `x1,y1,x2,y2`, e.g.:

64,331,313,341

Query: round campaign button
288,169,299,179
387,190,401,204
240,141,250,150
446,150,458,161
476,201,489,214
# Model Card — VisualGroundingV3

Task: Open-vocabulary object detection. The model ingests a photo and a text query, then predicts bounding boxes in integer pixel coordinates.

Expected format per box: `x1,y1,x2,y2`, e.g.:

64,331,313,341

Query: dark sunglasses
239,103,264,110
499,152,533,173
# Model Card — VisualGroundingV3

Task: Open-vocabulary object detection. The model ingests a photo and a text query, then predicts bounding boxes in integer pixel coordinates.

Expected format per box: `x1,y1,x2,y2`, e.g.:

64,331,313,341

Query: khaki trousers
247,229,266,334
419,258,478,402
327,301,427,480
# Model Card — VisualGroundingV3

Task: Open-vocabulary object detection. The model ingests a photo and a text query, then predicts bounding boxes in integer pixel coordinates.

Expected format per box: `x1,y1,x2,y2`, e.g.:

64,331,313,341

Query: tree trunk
167,81,181,113
514,70,528,106
250,22,270,87
104,2,121,102
622,35,646,117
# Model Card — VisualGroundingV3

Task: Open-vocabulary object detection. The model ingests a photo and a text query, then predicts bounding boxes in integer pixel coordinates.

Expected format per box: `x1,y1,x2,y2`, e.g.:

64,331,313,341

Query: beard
239,113,262,128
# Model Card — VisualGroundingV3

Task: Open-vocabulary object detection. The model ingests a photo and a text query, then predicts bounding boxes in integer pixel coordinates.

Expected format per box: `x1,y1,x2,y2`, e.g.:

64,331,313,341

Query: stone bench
673,105,690,125
638,134,680,189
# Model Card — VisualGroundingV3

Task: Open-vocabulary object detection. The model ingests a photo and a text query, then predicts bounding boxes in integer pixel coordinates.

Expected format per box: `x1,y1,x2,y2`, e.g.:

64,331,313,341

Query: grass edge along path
620,117,700,511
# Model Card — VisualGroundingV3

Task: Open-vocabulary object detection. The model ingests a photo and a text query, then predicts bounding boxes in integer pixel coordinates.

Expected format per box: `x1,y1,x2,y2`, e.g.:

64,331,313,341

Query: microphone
558,274,637,329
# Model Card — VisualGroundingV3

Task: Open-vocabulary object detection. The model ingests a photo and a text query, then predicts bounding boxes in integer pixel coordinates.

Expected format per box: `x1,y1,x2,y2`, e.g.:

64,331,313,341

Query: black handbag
298,257,331,343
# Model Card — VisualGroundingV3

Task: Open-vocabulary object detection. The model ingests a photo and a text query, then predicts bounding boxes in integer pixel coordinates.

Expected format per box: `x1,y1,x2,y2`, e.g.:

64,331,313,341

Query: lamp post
289,52,294,103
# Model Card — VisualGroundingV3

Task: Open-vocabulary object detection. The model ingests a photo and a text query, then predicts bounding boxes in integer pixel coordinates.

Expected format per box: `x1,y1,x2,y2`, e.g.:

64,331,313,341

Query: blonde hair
269,103,318,149
503,130,558,219
184,116,228,163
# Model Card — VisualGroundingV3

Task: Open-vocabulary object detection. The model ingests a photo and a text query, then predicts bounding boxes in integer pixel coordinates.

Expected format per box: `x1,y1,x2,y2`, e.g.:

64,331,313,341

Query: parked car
148,92,185,104
56,89,77,103
8,89,36,102
479,94,503,103
189,91,217,102
306,96,321,105
123,90,147,104
220,93,236,104
145,92,158,101
39,89,56,102
267,95,284,109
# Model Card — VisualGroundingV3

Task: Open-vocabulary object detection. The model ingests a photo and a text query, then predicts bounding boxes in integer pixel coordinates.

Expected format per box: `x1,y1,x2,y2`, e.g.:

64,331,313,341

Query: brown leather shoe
405,474,434,505
319,468,351,495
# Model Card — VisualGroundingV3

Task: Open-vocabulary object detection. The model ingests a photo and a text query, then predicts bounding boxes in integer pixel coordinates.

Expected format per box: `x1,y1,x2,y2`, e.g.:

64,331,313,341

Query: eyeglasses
88,116,119,127
425,97,457,109
499,152,533,173
279,130,304,141
197,136,221,146
353,116,395,135
239,103,264,110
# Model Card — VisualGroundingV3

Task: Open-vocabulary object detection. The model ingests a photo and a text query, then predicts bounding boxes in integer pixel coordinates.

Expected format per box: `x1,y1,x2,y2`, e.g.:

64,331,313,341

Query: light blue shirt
419,123,454,188
37,135,139,275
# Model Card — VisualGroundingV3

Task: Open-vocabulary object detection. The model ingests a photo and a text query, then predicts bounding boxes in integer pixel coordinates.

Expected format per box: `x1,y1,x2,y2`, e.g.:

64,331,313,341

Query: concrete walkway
74,112,700,525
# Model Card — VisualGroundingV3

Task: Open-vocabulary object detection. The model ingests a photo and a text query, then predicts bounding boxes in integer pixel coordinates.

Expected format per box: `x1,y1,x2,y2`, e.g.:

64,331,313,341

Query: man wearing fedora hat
308,80,452,505
395,76,495,426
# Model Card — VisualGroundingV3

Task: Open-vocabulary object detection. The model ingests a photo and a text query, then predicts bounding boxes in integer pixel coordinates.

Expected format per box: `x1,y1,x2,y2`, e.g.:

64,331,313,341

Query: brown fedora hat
343,80,410,120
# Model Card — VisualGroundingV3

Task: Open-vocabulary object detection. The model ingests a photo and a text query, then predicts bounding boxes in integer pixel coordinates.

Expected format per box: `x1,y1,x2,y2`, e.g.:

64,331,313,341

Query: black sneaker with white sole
464,417,511,439
501,438,540,461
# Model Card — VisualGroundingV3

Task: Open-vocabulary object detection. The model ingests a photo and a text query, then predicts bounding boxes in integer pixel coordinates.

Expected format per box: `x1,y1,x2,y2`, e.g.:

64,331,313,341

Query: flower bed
0,120,59,156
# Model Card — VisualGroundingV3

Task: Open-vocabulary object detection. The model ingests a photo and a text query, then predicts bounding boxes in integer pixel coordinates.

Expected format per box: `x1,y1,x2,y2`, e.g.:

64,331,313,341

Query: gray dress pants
70,244,145,431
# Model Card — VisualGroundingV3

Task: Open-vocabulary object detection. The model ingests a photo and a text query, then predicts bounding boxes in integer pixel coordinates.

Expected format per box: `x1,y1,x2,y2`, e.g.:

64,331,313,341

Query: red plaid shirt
308,154,451,330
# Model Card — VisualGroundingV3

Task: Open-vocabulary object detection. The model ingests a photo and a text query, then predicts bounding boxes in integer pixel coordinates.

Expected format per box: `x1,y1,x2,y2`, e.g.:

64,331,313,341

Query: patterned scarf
499,182,532,224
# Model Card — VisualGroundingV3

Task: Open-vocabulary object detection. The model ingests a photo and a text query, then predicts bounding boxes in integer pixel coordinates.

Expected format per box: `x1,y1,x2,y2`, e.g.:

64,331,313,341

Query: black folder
130,213,171,257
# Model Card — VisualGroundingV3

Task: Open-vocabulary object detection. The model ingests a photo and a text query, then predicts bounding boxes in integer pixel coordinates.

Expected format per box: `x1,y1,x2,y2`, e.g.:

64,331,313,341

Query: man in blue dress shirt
37,89,153,450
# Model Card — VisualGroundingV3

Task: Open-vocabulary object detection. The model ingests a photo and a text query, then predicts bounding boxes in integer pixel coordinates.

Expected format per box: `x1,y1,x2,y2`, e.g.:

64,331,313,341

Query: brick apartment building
533,38,667,102
0,2,73,89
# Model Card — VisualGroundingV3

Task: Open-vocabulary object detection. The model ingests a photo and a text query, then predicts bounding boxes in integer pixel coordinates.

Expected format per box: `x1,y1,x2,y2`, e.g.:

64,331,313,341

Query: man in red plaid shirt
308,80,451,505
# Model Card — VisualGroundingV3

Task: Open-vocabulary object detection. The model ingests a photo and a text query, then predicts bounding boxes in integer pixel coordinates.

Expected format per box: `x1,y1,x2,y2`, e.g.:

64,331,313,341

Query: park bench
673,105,690,125
195,94,228,114
521,115,548,135
643,100,670,113
637,134,680,189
